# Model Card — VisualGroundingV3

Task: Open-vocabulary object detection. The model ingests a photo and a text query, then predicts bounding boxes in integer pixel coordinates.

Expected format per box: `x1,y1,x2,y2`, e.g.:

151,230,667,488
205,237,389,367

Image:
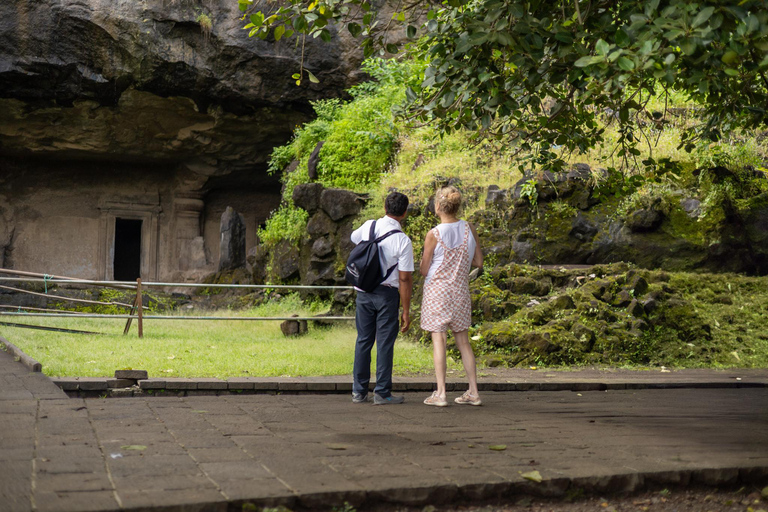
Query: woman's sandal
424,391,448,407
454,391,482,406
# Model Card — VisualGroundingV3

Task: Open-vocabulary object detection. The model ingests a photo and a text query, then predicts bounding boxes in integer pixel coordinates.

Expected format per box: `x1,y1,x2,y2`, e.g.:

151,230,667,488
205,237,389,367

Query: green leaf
306,70,319,83
617,57,635,71
386,43,399,54
721,50,739,64
595,39,610,55
574,56,601,67
723,68,739,76
319,29,331,42
691,6,715,28
274,25,285,41
406,25,417,39
291,73,301,80
615,28,630,48
121,445,147,451
521,470,542,482
347,22,361,37
489,444,507,451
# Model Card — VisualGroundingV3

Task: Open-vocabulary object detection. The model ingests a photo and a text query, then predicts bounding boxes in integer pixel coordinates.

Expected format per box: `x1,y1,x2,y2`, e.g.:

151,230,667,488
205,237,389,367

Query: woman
420,186,483,407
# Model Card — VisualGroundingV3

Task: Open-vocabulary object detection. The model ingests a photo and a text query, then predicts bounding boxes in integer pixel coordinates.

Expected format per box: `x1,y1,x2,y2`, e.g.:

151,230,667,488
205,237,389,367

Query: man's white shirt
350,216,414,290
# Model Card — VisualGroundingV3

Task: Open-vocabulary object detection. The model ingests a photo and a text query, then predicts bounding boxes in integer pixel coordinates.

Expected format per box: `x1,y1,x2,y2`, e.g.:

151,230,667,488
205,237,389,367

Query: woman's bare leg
454,330,479,396
431,331,448,399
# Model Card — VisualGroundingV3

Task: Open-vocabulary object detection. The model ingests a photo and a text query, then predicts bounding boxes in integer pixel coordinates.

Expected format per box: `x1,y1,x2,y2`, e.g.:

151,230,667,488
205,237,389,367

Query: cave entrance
113,218,142,282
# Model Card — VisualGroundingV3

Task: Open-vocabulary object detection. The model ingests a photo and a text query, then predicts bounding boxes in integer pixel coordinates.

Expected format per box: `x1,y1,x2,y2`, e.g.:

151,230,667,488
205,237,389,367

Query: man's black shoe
373,393,405,405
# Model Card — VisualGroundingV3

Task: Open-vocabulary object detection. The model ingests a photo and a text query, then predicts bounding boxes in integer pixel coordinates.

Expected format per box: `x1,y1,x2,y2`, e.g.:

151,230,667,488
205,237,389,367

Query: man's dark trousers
353,285,400,398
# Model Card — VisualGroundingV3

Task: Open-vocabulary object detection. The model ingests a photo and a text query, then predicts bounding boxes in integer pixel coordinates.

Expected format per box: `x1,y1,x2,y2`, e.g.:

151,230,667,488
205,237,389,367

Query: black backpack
345,220,402,292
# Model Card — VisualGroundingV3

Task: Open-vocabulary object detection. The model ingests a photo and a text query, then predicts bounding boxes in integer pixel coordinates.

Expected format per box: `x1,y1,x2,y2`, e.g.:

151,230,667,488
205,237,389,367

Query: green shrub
257,204,308,246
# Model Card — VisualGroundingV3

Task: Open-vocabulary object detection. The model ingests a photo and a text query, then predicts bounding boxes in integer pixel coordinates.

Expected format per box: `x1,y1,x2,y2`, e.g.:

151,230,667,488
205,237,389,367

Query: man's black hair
385,191,409,217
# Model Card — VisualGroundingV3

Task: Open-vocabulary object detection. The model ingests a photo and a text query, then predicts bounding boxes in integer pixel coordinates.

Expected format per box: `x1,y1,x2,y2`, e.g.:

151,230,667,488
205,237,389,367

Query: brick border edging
105,466,768,512
51,377,767,398
0,335,42,372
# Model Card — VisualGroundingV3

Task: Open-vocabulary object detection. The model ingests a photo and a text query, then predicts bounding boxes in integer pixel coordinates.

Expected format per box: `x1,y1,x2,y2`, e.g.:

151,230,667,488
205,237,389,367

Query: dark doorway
114,218,142,281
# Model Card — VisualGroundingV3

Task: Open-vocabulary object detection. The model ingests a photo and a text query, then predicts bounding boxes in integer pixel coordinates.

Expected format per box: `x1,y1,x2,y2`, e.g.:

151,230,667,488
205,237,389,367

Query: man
350,191,414,405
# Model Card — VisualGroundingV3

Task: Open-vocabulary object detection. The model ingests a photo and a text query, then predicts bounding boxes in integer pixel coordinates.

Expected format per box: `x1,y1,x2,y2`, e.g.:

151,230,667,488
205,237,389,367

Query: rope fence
0,268,356,338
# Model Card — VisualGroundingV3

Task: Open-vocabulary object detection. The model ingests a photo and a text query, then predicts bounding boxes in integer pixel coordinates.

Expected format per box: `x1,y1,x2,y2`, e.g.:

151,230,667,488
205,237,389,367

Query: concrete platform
1,347,767,512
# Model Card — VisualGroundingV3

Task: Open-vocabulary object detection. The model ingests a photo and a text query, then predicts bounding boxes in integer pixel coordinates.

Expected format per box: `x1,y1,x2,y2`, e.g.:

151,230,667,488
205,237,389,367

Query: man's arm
350,220,370,245
398,270,413,333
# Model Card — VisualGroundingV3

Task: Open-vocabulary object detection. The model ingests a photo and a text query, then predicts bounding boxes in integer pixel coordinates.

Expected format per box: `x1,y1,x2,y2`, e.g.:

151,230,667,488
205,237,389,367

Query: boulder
507,276,551,296
311,237,334,258
274,240,300,280
247,245,269,284
280,316,308,336
306,211,338,238
515,332,556,353
307,141,324,181
293,183,324,214
320,188,362,221
612,290,633,308
406,202,422,217
626,208,663,232
627,299,645,318
550,294,576,310
486,186,509,208
680,198,701,218
566,163,592,180
424,196,437,217
570,214,598,241
218,207,246,272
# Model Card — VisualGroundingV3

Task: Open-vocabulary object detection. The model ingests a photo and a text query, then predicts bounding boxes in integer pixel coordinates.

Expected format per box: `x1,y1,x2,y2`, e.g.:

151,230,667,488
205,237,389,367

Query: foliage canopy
241,0,768,171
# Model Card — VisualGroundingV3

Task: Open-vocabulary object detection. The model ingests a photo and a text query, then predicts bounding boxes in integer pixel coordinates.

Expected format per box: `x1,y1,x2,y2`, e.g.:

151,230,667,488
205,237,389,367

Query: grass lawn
0,296,446,378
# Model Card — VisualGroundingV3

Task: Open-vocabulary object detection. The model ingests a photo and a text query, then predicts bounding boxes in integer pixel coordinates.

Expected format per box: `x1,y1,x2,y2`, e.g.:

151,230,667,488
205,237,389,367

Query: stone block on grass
115,370,149,380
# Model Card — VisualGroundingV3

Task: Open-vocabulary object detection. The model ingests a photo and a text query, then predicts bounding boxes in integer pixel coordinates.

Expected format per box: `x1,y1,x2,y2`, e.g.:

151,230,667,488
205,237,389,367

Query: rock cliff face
0,0,373,170
0,0,398,280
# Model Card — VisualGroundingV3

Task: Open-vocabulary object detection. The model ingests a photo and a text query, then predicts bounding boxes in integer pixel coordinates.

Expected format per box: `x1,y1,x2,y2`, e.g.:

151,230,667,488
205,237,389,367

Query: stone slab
138,379,166,389
107,379,135,388
114,370,149,380
197,379,228,390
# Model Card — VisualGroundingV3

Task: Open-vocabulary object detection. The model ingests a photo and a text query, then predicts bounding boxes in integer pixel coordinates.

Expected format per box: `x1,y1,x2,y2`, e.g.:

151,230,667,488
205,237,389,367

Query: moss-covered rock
468,263,768,368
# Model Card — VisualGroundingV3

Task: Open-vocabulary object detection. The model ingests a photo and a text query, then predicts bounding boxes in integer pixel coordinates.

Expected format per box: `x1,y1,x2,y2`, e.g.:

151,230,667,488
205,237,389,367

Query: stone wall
475,165,768,275
0,0,404,281
0,160,280,281
248,183,366,305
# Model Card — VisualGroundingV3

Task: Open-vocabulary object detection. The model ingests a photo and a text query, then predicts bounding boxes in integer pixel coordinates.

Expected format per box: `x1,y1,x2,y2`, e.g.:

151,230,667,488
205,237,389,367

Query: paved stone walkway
1,348,767,512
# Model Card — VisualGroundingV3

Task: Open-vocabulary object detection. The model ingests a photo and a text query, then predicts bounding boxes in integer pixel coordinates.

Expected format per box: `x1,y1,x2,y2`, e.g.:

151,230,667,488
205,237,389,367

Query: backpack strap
373,229,402,243
371,221,403,282
382,262,398,281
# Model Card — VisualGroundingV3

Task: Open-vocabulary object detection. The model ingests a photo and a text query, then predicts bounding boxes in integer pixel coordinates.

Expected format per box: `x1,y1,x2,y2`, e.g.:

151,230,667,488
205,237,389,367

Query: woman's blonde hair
435,186,462,216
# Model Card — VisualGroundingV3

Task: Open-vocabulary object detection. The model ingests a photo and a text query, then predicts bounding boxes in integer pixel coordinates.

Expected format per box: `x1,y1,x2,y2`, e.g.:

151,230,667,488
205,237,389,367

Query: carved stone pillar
174,193,207,271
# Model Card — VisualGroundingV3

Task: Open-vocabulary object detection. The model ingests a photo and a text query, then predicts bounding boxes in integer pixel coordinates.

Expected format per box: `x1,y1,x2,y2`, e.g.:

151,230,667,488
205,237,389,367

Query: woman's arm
469,222,483,268
420,229,437,277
